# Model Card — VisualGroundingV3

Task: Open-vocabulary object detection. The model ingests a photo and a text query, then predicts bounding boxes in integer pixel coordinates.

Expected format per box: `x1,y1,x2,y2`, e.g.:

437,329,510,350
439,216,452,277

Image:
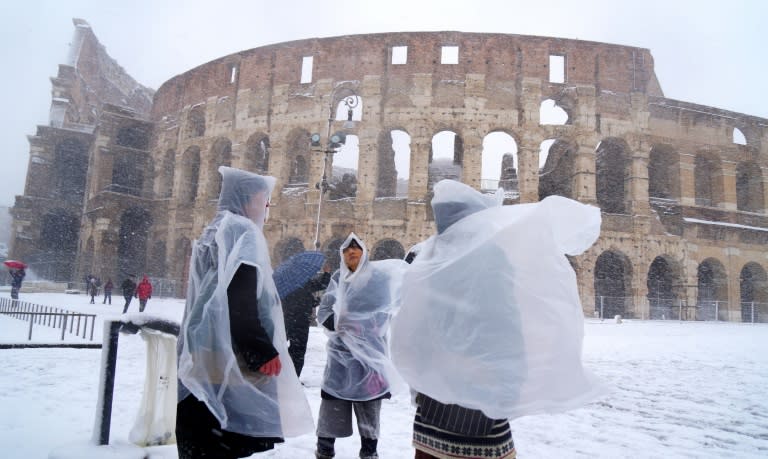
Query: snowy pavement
1,293,767,458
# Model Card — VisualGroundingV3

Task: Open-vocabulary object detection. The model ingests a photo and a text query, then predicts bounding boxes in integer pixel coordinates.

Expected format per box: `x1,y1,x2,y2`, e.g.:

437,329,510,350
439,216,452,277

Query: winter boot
315,437,335,459
360,437,378,459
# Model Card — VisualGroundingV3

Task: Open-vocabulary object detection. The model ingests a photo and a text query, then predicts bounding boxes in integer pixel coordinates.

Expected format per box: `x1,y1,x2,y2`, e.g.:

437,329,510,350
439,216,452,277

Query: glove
259,356,282,376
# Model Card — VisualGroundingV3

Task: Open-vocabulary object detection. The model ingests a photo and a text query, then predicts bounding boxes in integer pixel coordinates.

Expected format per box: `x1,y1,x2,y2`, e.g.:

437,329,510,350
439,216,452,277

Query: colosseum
10,19,768,321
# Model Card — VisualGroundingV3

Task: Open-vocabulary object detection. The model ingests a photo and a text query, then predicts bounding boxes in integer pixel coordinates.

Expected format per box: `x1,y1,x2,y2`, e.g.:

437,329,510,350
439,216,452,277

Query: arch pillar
517,134,541,203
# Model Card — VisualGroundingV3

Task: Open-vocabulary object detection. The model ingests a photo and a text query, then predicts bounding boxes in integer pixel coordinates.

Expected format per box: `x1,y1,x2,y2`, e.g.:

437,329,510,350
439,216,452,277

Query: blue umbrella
272,251,326,299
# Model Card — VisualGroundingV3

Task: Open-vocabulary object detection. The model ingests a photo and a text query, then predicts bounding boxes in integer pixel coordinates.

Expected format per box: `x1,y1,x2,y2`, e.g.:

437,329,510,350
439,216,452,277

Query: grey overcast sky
0,0,766,207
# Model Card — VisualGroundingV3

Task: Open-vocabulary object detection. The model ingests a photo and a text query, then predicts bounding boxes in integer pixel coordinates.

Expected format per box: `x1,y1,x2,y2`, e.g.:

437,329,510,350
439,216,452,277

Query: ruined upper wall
152,31,660,117
49,18,154,129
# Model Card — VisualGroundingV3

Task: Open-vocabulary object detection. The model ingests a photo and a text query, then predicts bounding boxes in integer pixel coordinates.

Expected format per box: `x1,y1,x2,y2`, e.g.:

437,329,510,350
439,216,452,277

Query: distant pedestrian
136,275,153,312
88,279,98,304
9,268,25,300
103,278,113,305
121,276,137,313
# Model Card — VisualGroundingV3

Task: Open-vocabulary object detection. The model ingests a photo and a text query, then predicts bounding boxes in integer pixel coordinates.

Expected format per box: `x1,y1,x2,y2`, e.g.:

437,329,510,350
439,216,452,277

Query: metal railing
0,297,97,341
590,296,768,323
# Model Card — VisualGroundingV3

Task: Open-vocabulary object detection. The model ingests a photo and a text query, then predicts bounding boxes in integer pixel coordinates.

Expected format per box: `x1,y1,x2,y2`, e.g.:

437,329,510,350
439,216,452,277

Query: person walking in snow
176,166,312,459
314,233,407,459
135,275,153,312
88,278,98,304
121,276,137,313
9,267,25,300
102,278,113,305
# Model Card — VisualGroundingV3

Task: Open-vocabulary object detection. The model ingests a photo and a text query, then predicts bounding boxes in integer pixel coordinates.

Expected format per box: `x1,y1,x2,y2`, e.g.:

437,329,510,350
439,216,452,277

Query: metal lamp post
311,90,359,249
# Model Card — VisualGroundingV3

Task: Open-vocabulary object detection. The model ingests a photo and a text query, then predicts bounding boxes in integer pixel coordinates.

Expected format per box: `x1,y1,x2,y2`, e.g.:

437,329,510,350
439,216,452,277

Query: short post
93,321,121,445
751,302,755,324
27,313,34,340
60,314,68,341
600,296,604,321
714,301,719,322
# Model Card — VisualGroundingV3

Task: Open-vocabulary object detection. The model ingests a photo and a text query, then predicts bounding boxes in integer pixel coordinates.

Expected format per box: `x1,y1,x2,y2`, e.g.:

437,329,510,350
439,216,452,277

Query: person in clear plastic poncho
176,166,313,459
390,179,604,459
315,233,408,459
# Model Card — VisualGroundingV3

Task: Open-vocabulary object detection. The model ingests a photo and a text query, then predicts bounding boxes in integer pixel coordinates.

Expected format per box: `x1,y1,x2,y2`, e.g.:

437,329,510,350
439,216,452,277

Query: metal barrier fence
0,297,97,341
591,296,768,323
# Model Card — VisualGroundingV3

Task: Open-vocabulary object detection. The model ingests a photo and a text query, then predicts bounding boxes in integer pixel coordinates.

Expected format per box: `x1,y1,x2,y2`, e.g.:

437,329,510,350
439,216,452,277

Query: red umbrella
3,260,27,269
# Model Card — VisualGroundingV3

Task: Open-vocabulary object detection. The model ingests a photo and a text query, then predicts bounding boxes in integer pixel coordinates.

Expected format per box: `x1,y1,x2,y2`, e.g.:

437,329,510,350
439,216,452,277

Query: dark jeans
122,296,132,313
103,292,111,304
139,299,148,312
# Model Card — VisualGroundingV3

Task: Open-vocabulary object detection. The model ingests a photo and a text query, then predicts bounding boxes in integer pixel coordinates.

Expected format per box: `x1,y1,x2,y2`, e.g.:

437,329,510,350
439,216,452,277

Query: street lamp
311,90,359,249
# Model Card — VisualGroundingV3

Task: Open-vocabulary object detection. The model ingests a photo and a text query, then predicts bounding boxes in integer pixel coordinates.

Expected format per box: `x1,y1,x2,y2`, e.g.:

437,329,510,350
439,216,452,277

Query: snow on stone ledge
683,217,768,232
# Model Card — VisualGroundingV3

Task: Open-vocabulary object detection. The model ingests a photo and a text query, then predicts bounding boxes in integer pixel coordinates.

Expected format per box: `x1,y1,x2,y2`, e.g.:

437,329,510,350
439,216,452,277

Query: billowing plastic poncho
317,233,408,400
391,180,603,420
177,166,313,437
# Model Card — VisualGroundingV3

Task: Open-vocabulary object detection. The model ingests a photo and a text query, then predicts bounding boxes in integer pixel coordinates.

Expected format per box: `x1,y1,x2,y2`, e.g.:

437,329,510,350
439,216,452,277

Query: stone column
721,160,738,211
678,150,696,207
408,131,431,201
517,134,541,203
573,139,597,205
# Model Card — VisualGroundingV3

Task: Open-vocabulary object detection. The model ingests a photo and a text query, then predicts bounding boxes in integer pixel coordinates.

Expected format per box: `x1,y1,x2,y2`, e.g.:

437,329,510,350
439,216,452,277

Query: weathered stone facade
11,21,768,321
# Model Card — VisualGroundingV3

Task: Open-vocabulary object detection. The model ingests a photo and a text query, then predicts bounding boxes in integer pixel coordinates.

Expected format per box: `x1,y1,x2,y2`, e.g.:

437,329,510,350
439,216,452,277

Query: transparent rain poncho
317,233,408,401
391,179,604,420
177,166,313,437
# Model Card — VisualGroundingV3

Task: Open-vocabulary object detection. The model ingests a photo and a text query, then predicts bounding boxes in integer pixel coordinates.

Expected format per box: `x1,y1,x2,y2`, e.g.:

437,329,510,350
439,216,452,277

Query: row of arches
593,250,768,322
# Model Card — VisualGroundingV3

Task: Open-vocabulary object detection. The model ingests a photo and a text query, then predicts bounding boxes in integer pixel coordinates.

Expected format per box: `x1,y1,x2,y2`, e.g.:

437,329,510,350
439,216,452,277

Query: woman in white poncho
176,166,313,458
391,180,603,459
315,233,407,459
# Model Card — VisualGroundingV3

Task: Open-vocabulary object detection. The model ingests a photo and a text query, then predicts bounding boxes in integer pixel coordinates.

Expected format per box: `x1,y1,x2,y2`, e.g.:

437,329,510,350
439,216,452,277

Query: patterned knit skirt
412,410,516,459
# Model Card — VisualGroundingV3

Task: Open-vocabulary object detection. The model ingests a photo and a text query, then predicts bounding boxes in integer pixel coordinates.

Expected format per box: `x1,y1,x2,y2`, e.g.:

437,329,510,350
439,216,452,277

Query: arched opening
37,209,79,281
54,138,88,203
335,95,363,121
428,130,463,190
115,125,150,150
481,131,518,192
648,145,680,200
286,129,311,186
187,107,206,138
732,127,747,145
539,99,569,125
696,258,728,320
245,133,270,173
740,262,768,322
376,130,411,198
179,146,200,204
539,139,576,200
111,153,145,196
736,161,764,213
596,138,630,213
647,256,683,319
207,137,232,199
329,135,359,200
594,250,633,318
117,207,152,278
370,239,405,261
274,237,306,265
694,153,723,207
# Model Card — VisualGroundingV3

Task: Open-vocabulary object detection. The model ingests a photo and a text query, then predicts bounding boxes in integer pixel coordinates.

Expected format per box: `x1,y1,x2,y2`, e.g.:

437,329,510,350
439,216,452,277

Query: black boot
316,437,335,459
360,437,378,459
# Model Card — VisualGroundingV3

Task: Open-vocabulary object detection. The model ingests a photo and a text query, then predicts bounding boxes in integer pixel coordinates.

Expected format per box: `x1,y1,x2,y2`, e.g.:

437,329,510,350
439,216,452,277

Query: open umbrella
3,260,27,269
272,251,326,299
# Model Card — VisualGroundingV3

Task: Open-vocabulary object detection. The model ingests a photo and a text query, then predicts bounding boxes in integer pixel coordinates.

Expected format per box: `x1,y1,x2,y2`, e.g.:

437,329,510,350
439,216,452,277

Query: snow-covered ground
1,292,767,458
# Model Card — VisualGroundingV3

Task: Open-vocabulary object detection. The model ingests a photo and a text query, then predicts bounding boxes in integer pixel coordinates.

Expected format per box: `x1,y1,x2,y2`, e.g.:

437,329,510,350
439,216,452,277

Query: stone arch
330,135,359,200
245,133,270,173
736,161,764,213
158,149,175,198
539,138,577,200
646,255,684,319
178,146,200,204
38,209,79,280
376,129,411,198
149,240,166,277
370,239,405,261
696,258,728,320
596,138,631,214
694,152,724,207
740,262,768,322
115,124,150,150
539,99,569,125
286,129,311,186
187,107,206,138
54,138,88,203
481,131,518,192
594,250,633,318
207,137,232,199
117,207,152,278
323,238,345,272
428,130,464,190
273,237,306,265
648,144,681,200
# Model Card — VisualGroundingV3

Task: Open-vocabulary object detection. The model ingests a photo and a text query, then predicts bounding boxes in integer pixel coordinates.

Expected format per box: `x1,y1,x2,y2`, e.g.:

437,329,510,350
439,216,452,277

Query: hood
431,179,504,234
217,166,276,226
338,232,368,279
